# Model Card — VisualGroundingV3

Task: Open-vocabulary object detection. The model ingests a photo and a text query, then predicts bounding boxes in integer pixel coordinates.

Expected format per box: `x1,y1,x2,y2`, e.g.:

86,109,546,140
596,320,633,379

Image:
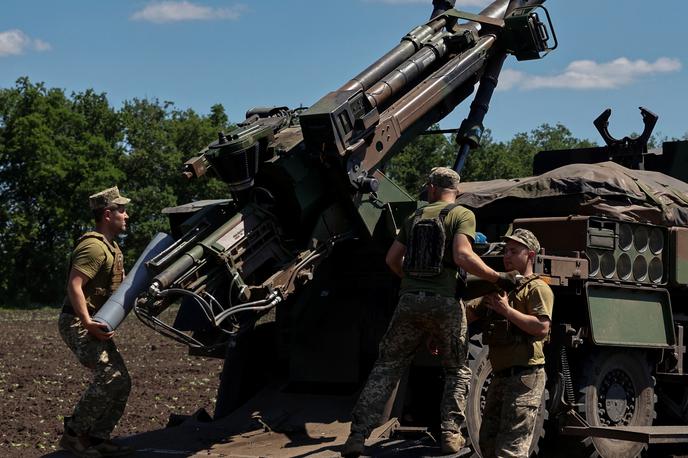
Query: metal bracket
594,106,658,150
443,9,505,29
593,106,658,169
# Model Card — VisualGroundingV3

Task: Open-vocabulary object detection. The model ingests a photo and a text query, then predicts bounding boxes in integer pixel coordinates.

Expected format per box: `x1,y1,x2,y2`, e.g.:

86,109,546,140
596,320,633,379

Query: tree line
1,77,598,307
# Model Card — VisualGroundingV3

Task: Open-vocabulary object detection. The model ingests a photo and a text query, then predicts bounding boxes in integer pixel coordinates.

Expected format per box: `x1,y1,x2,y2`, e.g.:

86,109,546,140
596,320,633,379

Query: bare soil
0,308,222,457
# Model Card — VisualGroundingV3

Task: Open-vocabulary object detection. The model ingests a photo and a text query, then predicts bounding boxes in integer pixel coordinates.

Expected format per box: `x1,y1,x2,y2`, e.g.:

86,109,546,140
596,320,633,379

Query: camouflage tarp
456,161,688,227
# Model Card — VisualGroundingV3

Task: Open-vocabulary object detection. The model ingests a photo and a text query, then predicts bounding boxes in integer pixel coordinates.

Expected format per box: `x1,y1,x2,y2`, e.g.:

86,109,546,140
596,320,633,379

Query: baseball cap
428,167,461,191
89,186,131,210
502,228,541,253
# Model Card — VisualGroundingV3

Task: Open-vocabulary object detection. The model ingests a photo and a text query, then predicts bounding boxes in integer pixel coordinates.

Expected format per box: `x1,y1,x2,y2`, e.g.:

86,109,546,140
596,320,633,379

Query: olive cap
428,166,461,191
502,228,541,253
89,186,131,210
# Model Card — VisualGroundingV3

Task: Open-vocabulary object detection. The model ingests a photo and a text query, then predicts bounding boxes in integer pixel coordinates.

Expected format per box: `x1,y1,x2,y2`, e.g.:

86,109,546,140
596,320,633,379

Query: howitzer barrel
366,31,449,109
364,0,520,109
393,35,495,135
338,17,446,93
349,0,551,176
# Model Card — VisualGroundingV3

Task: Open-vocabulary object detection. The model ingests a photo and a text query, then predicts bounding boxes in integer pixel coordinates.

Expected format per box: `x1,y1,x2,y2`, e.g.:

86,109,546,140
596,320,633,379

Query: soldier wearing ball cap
58,186,133,457
88,186,131,210
467,228,554,458
343,167,520,457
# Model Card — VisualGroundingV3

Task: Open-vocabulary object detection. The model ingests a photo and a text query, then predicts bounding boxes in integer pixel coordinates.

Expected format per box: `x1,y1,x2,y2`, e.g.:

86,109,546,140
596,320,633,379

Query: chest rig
483,275,541,346
73,232,124,298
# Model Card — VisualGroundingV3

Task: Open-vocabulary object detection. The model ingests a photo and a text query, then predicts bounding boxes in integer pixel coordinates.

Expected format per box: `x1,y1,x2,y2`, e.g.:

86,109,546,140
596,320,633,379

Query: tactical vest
68,232,124,310
483,275,542,346
402,203,461,278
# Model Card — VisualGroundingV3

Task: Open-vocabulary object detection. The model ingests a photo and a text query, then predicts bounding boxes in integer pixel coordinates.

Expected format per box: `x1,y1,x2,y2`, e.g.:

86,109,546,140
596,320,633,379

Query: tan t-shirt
396,201,476,298
65,234,123,313
468,277,554,372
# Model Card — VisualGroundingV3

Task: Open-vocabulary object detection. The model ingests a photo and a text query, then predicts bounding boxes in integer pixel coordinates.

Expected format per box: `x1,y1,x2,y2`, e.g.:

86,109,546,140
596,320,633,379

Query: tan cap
89,186,131,210
428,166,461,191
502,228,541,253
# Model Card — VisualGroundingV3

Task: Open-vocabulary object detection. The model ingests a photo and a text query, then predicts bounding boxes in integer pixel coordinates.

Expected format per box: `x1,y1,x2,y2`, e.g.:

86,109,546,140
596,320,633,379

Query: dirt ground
0,307,223,457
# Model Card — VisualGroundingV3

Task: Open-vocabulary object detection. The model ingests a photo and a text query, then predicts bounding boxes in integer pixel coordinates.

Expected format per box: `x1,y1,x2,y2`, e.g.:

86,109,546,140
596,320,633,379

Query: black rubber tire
465,333,547,457
577,349,656,458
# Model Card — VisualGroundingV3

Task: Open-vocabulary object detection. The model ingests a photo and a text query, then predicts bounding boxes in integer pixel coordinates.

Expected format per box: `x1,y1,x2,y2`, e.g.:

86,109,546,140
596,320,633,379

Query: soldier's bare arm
452,233,499,282
67,269,115,341
385,240,407,278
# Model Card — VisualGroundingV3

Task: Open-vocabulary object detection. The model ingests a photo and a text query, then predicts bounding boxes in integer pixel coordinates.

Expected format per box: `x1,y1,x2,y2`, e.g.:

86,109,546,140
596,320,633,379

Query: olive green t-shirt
468,277,554,372
397,201,476,298
65,235,122,313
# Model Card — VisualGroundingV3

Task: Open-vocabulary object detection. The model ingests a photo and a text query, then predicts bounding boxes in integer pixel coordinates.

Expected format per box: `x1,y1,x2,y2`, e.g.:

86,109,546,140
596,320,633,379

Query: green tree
461,123,597,182
0,78,124,305
119,99,231,264
384,125,455,197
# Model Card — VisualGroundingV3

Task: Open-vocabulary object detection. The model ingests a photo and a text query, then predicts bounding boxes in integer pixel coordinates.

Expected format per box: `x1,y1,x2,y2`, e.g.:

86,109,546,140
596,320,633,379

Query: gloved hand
496,270,522,292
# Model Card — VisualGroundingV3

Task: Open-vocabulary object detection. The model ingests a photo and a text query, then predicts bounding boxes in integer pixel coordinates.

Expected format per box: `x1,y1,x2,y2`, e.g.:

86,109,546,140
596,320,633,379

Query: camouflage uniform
59,187,131,441
349,167,474,439
58,313,131,439
471,229,554,458
350,293,470,436
478,366,546,458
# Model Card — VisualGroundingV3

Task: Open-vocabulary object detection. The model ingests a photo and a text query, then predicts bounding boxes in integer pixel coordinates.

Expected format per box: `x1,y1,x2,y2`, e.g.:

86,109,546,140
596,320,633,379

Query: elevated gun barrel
383,0,533,131
346,0,553,180
363,0,513,110
338,17,447,93
365,30,452,109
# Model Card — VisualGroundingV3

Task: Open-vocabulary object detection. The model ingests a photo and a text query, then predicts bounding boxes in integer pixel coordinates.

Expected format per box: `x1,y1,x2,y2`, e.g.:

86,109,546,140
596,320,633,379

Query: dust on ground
0,307,222,457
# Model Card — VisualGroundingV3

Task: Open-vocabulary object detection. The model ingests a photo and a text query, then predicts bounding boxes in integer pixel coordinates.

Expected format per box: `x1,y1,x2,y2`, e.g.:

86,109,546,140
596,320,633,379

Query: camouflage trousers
479,366,546,458
350,293,470,437
58,313,131,439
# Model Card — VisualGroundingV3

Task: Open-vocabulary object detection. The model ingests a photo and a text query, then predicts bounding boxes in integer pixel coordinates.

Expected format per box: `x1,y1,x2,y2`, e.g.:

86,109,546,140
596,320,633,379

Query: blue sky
1,0,685,144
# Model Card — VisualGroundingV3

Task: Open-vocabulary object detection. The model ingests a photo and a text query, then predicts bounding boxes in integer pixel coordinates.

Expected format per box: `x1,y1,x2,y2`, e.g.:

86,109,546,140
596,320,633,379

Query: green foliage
385,123,596,195
461,123,597,182
118,99,230,263
0,78,124,305
385,125,455,198
0,78,231,306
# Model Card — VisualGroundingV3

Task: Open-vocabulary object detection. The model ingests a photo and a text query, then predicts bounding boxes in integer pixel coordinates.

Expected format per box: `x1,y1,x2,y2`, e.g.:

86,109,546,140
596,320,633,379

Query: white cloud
0,29,51,57
498,57,682,91
131,1,247,23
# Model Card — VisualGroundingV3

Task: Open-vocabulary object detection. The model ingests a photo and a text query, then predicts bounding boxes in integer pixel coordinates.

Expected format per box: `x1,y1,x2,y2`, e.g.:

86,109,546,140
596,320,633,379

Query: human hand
496,270,521,292
486,291,511,318
84,319,115,340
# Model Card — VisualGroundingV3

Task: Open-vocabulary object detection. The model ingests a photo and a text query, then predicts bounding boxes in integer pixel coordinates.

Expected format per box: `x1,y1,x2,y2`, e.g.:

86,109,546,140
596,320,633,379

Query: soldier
342,167,519,457
467,229,554,458
58,186,133,457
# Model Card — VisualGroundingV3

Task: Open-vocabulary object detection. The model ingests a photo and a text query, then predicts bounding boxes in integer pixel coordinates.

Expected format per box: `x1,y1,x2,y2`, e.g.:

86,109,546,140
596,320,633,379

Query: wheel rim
598,368,635,426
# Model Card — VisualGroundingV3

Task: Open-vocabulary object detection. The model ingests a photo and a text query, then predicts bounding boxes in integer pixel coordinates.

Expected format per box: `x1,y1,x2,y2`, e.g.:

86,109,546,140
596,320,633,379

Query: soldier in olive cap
466,228,554,458
343,168,520,457
58,186,134,457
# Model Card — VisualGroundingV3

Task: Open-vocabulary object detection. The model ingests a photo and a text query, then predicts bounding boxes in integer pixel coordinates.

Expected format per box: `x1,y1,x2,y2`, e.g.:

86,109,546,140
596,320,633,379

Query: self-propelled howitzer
124,0,556,455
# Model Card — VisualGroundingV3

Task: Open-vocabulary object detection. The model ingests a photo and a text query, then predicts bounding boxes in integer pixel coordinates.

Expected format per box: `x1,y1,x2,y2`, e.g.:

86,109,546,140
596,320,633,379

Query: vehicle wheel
577,349,656,458
465,333,547,457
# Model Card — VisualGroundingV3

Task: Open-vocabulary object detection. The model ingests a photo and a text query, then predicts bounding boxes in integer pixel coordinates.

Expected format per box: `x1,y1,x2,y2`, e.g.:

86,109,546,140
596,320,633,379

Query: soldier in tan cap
343,167,520,457
58,186,134,457
467,228,554,458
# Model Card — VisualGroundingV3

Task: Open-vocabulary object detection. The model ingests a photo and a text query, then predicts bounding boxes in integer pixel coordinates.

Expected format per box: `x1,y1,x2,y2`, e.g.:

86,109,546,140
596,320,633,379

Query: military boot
90,438,134,456
59,430,102,458
341,432,365,457
440,431,465,455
